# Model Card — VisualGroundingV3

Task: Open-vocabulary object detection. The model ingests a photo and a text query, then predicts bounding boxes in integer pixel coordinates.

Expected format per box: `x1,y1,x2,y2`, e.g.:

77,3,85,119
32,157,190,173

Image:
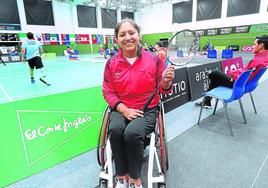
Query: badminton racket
166,29,199,66
142,29,199,111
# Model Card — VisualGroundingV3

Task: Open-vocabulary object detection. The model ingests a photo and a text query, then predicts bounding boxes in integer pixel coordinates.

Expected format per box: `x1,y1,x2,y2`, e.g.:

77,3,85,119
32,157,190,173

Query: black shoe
195,101,212,109
39,78,51,86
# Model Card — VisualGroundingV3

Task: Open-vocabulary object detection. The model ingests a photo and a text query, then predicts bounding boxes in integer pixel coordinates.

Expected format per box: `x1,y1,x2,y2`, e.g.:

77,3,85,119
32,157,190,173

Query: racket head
166,29,199,66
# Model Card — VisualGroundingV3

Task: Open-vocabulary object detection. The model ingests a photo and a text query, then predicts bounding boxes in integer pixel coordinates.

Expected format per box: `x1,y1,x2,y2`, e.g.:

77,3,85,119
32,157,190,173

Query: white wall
3,0,115,35
136,2,173,34
136,0,268,34
52,1,74,34
2,0,268,35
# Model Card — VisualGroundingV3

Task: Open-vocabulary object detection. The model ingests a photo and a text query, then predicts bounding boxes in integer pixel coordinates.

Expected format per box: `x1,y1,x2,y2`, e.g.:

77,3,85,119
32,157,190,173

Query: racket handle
142,91,157,112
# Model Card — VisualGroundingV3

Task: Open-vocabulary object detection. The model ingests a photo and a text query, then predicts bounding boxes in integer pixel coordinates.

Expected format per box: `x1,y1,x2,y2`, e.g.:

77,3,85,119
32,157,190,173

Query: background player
21,32,50,86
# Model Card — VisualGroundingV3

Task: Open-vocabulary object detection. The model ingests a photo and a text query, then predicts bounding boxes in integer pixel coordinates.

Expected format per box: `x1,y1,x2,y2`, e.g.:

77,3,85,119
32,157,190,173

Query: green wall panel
43,44,92,55
142,32,265,52
19,23,268,56
142,32,172,47
141,23,268,51
43,44,108,56
250,23,268,33
199,32,268,51
43,45,70,55
199,33,253,50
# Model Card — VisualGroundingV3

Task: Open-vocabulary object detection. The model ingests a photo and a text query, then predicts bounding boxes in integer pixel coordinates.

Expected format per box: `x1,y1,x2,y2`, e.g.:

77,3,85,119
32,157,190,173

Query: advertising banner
242,46,253,52
0,24,21,31
250,23,268,33
221,57,243,76
161,67,191,113
188,61,222,101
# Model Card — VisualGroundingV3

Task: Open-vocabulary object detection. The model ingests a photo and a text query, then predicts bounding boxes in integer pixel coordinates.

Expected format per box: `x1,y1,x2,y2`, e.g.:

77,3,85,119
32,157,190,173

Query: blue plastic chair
177,50,184,57
207,50,217,58
197,70,252,136
221,49,233,59
243,67,267,114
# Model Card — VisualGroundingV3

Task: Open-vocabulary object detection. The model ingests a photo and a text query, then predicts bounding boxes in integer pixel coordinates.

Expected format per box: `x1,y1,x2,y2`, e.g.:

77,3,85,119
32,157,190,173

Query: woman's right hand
122,108,144,121
117,103,144,121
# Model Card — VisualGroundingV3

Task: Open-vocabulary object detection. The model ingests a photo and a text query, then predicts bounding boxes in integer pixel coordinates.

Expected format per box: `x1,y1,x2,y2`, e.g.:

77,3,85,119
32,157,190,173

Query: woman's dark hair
155,41,163,47
27,32,34,39
114,19,140,37
256,35,268,49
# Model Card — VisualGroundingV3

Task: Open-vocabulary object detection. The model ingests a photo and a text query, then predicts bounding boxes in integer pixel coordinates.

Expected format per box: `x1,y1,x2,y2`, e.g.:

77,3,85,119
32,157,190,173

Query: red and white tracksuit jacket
231,50,268,80
102,48,172,110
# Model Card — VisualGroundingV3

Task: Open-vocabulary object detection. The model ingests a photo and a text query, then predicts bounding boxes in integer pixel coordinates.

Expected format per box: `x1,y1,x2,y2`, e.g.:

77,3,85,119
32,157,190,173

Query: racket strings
167,30,199,66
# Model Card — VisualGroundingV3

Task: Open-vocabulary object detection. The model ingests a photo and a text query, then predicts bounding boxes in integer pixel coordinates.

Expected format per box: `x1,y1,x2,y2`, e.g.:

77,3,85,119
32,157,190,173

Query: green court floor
0,55,107,104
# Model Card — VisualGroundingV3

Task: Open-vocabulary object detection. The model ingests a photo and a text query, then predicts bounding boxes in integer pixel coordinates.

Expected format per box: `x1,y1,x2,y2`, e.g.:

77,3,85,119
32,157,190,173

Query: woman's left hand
161,66,175,90
163,66,175,83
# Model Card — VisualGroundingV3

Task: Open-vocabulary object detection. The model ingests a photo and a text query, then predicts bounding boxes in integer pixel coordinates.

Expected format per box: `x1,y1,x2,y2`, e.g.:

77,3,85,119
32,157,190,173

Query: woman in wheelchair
102,19,175,188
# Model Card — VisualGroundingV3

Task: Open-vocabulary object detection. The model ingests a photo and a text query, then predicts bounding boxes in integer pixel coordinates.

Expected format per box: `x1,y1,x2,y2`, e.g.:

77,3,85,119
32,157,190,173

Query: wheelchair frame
96,103,169,188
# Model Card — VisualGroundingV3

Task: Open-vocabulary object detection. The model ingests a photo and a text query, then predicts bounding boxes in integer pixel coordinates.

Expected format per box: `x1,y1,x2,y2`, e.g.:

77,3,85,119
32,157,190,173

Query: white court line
0,83,13,101
17,111,30,166
250,153,268,188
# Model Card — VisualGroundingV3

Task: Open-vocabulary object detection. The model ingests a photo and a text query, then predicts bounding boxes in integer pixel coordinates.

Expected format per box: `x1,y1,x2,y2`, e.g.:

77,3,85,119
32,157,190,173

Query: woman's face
117,22,140,56
252,39,263,54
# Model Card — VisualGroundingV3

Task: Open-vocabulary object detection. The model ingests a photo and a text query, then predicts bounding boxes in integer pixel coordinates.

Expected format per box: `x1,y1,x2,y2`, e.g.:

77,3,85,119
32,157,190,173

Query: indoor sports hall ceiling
56,0,172,11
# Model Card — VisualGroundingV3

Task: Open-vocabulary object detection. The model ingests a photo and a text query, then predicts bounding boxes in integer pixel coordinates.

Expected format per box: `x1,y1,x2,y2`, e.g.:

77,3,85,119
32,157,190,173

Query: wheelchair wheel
97,106,110,167
99,179,108,188
157,105,169,174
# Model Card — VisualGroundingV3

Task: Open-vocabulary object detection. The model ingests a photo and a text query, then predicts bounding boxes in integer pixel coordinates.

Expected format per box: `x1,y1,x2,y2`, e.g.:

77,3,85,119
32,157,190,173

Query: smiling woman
102,19,175,188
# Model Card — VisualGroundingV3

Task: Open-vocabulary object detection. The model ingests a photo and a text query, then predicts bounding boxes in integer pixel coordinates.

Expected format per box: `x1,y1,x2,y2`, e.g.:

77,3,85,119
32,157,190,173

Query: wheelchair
96,103,169,188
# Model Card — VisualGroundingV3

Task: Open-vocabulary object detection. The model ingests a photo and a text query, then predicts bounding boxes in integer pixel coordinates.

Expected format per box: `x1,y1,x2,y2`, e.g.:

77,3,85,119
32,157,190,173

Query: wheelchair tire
97,106,110,167
158,106,169,174
163,110,169,172
99,179,108,188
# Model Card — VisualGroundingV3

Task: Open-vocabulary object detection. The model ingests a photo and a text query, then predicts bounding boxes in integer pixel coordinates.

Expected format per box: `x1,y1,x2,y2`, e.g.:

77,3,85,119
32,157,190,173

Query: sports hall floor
0,55,106,104
3,52,268,188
